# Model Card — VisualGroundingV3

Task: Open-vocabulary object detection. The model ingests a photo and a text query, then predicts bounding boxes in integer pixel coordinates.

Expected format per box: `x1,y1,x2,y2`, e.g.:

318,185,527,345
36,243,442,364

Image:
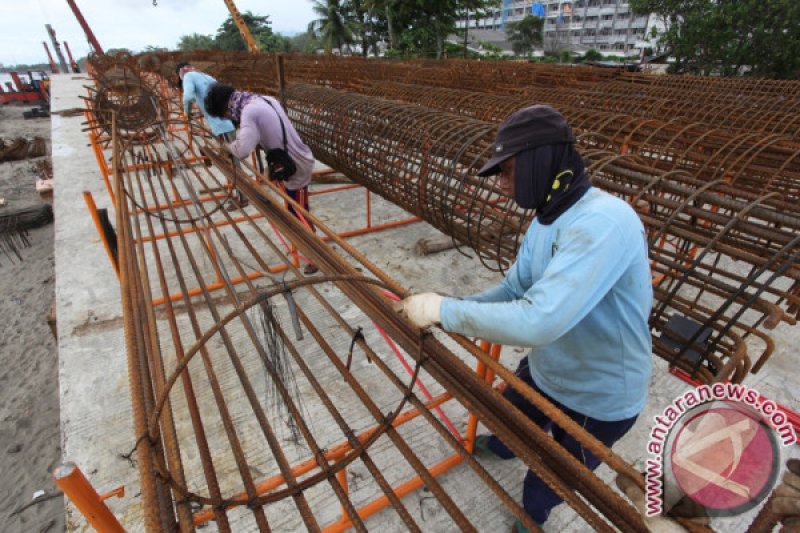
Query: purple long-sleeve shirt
228,96,315,191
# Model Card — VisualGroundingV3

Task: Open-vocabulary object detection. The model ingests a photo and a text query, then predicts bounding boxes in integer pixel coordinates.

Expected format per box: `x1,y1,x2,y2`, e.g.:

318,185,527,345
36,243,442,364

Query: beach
0,102,64,532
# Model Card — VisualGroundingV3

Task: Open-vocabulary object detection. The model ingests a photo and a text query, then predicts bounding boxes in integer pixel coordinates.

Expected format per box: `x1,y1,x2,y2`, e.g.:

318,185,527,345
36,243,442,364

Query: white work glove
395,292,443,329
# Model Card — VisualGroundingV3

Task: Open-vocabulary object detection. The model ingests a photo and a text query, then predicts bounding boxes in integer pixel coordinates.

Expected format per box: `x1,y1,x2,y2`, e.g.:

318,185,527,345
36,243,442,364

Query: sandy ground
0,103,65,532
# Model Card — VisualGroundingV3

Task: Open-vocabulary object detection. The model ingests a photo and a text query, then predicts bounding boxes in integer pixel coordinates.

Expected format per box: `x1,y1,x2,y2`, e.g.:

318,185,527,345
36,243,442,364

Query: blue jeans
487,356,638,524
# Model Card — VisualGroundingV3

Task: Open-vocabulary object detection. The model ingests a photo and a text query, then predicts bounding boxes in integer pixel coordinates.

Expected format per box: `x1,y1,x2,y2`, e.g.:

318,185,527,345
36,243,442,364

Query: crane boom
45,24,70,73
221,0,260,53
42,42,61,73
64,0,104,55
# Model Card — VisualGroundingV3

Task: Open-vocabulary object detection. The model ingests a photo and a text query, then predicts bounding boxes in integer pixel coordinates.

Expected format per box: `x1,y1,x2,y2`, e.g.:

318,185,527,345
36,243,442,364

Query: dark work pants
487,356,638,525
285,186,313,230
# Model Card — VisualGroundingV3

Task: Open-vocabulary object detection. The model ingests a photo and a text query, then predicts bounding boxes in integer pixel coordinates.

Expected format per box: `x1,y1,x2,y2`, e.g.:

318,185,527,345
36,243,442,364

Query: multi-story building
460,1,659,56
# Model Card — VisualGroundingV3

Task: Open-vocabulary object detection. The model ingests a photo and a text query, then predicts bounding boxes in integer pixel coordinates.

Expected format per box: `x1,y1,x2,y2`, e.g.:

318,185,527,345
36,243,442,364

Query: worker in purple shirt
205,83,318,274
396,105,653,532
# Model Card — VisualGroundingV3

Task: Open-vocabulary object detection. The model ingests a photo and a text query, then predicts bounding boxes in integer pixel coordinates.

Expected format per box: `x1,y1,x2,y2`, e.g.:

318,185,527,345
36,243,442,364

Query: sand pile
0,102,64,533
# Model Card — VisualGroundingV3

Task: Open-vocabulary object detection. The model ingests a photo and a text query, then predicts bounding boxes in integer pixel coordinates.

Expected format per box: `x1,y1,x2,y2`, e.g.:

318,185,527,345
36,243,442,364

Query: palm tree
364,0,398,50
308,0,354,55
344,0,371,56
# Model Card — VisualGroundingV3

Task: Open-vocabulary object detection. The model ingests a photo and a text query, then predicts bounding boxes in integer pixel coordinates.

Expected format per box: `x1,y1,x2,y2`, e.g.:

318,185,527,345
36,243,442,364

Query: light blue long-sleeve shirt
440,187,653,421
181,71,235,137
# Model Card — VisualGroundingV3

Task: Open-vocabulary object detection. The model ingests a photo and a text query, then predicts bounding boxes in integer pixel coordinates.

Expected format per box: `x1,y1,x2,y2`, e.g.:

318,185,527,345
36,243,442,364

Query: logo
495,144,503,152
646,383,795,518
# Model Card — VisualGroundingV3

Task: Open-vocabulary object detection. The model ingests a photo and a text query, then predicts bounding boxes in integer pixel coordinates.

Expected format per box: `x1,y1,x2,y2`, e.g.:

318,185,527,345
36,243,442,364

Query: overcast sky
0,0,317,66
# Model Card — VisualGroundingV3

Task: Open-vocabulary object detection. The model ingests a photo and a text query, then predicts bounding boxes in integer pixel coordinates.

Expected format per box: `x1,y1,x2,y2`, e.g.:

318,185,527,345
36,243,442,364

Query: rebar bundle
125,49,800,385
0,136,47,162
280,83,800,383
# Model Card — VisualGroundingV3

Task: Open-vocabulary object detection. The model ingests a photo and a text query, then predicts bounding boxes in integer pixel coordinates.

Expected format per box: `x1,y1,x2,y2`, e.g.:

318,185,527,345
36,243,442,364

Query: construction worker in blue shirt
396,105,653,532
177,63,248,209
176,62,235,138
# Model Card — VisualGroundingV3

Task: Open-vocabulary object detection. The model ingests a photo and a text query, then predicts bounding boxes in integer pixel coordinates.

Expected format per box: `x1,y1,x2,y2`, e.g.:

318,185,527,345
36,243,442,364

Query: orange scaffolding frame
73,95,514,531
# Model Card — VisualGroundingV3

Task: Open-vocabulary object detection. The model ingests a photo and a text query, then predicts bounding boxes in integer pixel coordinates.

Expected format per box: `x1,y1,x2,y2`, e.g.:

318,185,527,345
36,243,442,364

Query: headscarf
227,90,259,124
513,142,591,225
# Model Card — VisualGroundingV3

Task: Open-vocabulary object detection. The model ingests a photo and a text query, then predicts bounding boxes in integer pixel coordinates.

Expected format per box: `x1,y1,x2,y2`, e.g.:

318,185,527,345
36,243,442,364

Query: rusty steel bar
352,80,800,205
128,49,800,381
80,56,659,532
84,52,799,533
277,83,800,381
135,51,800,141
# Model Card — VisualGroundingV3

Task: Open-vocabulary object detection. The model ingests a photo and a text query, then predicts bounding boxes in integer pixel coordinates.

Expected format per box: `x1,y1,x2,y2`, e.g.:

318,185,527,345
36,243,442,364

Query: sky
0,0,317,67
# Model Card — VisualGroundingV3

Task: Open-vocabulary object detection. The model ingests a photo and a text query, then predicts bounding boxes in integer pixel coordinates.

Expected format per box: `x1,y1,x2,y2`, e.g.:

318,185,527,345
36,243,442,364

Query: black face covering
513,142,591,225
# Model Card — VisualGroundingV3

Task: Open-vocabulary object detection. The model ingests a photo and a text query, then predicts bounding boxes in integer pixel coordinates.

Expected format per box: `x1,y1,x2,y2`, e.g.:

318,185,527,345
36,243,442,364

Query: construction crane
63,41,81,73
45,24,70,73
42,42,60,74
65,0,104,55
221,0,260,53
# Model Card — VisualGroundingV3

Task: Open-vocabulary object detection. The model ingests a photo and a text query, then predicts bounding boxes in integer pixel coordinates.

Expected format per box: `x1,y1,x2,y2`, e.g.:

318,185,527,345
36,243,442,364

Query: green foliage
344,0,385,56
142,45,169,53
477,40,505,58
631,0,800,78
443,40,483,59
177,33,217,52
363,0,498,58
287,31,319,54
506,15,544,58
381,47,405,59
257,33,292,52
309,0,356,54
478,41,502,53
106,48,133,56
214,12,276,51
583,48,603,62
1,63,50,72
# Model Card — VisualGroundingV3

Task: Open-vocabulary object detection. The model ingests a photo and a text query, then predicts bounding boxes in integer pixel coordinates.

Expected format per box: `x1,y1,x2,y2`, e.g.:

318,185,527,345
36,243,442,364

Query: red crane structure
42,42,61,74
64,0,104,55
64,41,81,73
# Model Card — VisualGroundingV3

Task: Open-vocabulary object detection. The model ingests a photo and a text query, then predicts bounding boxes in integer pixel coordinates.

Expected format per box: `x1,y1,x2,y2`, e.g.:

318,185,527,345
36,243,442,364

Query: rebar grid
128,52,800,381
82,52,800,532
136,51,800,144
275,82,799,383
83,55,660,533
353,80,800,204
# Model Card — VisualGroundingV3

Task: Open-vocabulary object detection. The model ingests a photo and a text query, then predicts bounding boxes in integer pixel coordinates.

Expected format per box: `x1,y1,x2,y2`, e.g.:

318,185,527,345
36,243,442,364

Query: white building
459,1,661,56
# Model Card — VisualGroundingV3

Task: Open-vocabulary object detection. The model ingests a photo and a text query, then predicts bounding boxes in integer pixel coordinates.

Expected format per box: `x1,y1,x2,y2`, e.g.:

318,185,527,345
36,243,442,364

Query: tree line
175,1,502,59
632,0,800,78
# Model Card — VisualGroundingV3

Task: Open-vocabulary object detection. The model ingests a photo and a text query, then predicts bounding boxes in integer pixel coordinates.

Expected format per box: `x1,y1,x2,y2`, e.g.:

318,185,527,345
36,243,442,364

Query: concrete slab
51,73,141,530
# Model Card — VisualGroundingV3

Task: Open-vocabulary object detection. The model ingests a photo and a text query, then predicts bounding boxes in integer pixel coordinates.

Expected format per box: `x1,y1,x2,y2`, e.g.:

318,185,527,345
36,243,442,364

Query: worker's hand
395,292,443,329
773,458,800,526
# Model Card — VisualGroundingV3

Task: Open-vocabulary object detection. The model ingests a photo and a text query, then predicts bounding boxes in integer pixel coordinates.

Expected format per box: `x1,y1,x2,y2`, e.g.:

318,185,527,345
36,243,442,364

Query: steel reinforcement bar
279,83,800,384
356,80,800,205
84,51,800,532
90,107,656,533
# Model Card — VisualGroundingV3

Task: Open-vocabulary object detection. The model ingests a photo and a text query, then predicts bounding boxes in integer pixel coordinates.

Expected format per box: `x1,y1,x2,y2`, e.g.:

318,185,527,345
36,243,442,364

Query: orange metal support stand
83,191,120,279
53,462,125,532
